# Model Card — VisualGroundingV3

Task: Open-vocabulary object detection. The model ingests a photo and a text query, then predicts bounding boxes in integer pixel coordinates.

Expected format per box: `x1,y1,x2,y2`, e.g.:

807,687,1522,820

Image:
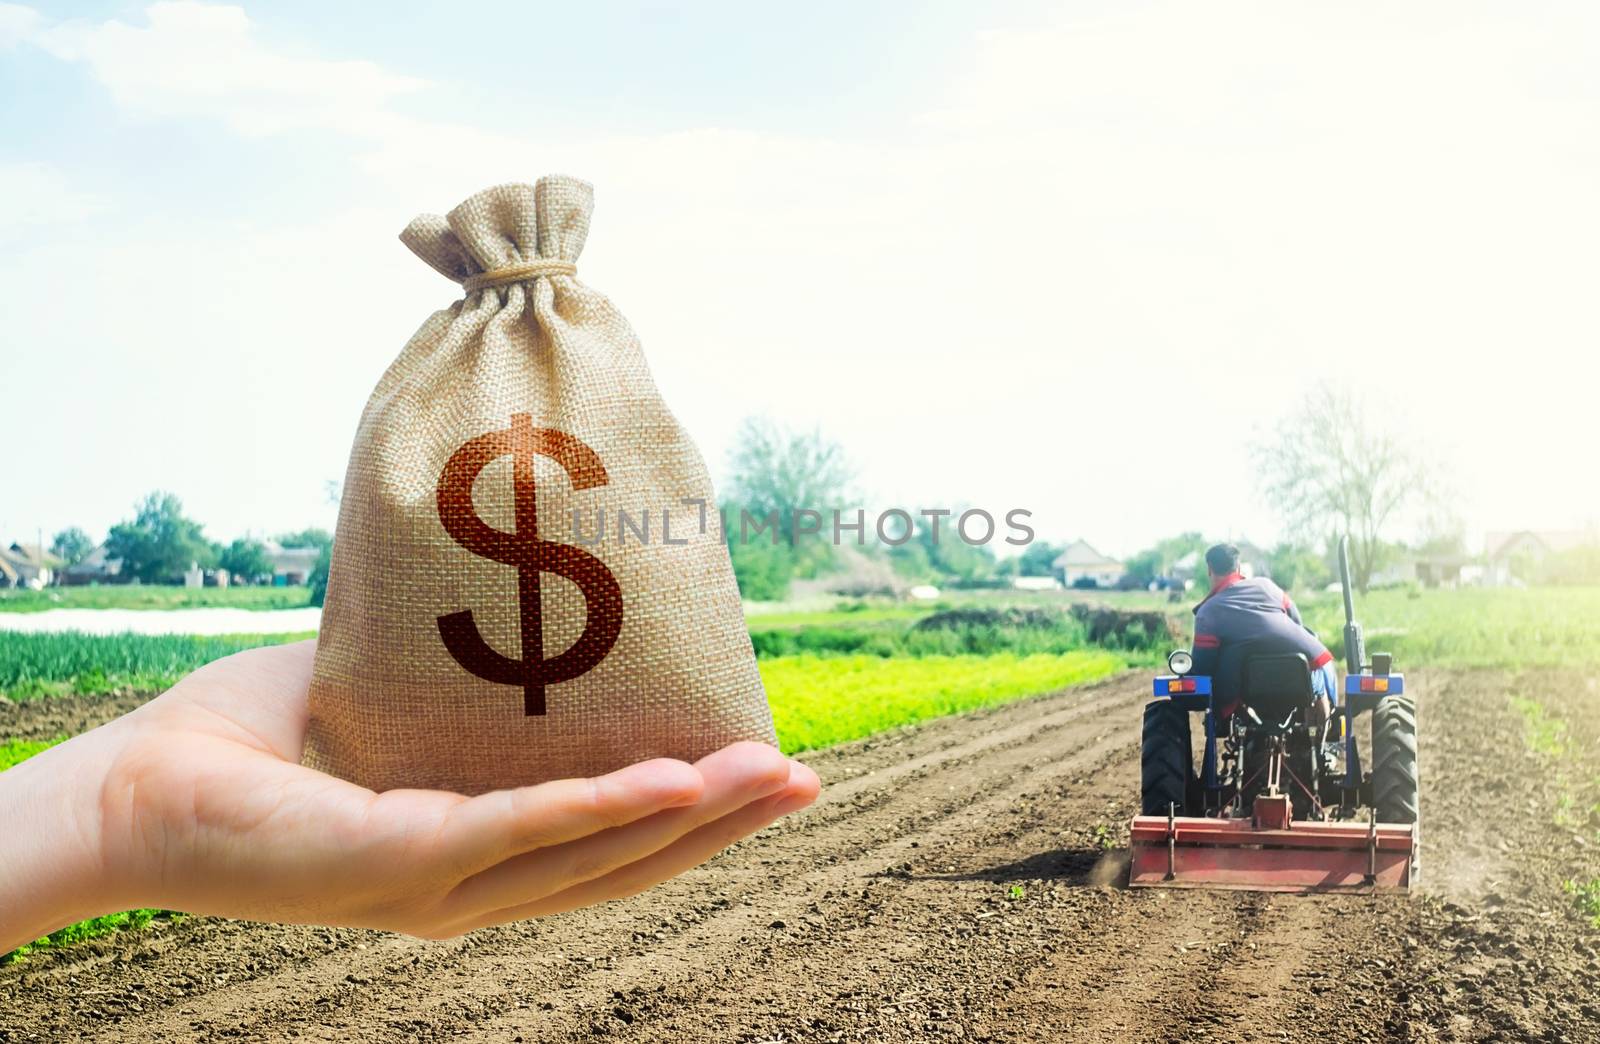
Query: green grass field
0,736,62,770
763,650,1125,753
0,641,1126,962
0,585,312,613
746,606,1141,661
0,632,315,701
6,586,1600,704
5,584,1600,961
1297,586,1600,669
1,909,175,965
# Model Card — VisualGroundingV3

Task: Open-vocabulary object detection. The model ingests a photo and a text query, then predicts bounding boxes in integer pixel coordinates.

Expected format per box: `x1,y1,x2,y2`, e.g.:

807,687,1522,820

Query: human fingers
436,742,791,920
427,757,707,878
448,760,819,931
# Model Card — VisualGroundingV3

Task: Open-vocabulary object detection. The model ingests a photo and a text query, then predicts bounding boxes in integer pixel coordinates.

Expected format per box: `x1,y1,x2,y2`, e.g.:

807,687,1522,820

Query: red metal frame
1129,798,1416,893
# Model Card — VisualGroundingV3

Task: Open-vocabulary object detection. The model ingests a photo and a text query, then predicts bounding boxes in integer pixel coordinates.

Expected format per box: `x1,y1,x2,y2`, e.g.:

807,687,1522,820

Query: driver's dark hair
1205,543,1240,576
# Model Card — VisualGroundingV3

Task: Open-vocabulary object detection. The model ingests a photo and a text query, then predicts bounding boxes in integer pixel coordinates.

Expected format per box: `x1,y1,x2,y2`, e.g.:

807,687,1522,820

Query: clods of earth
3,670,1597,1042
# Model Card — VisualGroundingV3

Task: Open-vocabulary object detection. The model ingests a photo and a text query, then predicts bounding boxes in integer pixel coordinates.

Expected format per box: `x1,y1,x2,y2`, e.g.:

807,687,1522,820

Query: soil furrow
6,668,1600,1043
34,677,1135,1042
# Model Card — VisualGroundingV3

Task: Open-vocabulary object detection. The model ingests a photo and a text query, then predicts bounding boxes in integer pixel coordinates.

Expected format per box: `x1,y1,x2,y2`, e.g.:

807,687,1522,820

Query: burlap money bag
304,176,776,795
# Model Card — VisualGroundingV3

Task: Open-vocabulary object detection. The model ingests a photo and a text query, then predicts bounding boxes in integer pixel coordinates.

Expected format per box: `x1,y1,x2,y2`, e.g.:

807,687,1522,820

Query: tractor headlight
1168,649,1193,676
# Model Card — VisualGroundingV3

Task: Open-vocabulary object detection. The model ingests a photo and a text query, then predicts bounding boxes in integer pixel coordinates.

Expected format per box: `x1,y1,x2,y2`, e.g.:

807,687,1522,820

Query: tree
1254,387,1421,593
1540,545,1600,586
309,544,333,606
1154,532,1208,573
1415,520,1467,559
725,418,851,549
1017,541,1062,577
106,492,215,584
276,528,334,552
725,535,795,602
1124,531,1208,586
918,518,998,584
49,526,94,567
1123,549,1164,587
886,536,935,581
1268,542,1331,592
219,538,273,584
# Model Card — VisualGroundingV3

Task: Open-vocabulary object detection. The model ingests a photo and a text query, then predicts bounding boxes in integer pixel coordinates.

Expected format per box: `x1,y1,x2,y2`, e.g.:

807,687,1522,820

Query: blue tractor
1128,536,1419,892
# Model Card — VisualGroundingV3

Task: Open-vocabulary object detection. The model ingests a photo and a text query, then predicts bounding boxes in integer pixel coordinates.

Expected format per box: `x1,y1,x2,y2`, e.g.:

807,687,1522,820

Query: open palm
90,640,817,939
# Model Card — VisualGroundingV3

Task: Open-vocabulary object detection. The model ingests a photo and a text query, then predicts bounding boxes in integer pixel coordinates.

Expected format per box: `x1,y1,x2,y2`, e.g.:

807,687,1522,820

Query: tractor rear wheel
1141,699,1193,817
1372,696,1420,824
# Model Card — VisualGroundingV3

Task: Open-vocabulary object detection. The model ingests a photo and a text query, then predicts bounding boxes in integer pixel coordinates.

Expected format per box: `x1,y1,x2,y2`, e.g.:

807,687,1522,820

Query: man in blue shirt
1189,543,1337,727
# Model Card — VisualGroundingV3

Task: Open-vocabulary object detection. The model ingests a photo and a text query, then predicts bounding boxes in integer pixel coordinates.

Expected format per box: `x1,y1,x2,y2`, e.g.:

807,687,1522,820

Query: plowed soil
4,669,1598,1042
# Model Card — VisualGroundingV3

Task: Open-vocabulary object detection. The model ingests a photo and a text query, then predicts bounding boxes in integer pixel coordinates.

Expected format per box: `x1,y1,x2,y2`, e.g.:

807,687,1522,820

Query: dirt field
4,669,1598,1043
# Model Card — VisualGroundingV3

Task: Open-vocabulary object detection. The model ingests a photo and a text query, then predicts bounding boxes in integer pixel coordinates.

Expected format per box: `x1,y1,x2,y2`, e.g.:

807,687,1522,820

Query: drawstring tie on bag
462,259,576,293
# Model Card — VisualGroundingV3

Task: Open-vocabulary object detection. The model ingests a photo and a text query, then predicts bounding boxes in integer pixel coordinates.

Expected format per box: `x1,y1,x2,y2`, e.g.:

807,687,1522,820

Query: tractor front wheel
1141,699,1193,817
1372,696,1420,824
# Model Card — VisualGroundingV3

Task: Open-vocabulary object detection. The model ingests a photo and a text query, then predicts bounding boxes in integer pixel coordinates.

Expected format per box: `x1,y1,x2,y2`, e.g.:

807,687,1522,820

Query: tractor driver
1188,543,1338,729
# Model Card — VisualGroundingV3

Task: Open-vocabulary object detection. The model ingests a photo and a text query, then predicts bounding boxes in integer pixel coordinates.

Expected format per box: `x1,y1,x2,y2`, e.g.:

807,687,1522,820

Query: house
1052,540,1126,589
1170,540,1272,587
1233,540,1272,579
62,544,124,586
1369,552,1469,589
1484,530,1597,586
264,541,321,586
0,543,64,589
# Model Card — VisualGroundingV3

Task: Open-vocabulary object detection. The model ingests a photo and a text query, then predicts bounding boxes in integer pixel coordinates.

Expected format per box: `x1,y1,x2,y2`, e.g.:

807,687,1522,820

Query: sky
1,0,1597,559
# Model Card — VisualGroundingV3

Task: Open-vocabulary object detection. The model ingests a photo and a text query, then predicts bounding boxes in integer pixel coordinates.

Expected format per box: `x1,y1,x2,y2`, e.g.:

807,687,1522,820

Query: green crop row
1,606,1157,702
0,649,1127,962
0,585,313,613
761,650,1125,754
1298,586,1600,670
0,631,314,701
1566,878,1600,927
0,736,62,770
748,618,1104,660
3,909,177,965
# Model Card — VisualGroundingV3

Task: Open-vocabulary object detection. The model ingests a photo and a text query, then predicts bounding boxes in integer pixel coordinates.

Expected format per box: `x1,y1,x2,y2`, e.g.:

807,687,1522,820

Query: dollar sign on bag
435,413,623,716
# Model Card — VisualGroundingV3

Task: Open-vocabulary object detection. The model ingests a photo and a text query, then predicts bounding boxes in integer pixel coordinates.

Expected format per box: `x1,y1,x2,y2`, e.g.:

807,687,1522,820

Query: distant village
1037,531,1598,592
0,540,319,591
2,530,1593,594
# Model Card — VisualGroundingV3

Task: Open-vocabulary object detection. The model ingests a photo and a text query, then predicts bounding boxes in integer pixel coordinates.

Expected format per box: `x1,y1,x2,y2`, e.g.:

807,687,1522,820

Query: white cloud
20,1,425,136
4,2,1599,550
0,161,108,231
0,3,40,46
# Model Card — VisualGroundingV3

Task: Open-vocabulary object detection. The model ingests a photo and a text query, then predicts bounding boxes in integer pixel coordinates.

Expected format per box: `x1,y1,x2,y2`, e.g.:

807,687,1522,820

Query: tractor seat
1242,652,1313,725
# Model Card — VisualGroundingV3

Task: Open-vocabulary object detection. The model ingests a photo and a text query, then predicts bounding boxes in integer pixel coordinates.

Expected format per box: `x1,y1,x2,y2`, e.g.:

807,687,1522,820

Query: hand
1310,694,1334,738
0,641,818,953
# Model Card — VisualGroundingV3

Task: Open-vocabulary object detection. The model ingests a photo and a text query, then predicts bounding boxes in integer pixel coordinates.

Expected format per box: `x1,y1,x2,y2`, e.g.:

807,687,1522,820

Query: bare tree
1253,387,1421,593
726,418,851,547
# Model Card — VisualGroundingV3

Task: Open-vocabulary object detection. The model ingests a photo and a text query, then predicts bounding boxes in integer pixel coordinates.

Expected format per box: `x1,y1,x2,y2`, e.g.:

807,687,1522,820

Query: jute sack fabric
304,176,776,795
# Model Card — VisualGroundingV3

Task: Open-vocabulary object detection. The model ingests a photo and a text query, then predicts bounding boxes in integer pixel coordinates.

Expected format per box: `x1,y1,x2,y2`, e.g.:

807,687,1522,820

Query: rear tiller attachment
1128,536,1420,894
1129,798,1415,892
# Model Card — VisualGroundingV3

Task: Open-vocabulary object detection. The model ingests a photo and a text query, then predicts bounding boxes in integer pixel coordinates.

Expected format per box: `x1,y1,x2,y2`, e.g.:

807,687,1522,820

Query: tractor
1128,537,1420,892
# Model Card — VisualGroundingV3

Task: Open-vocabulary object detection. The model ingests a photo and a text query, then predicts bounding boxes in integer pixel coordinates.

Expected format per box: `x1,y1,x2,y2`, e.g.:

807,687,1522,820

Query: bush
745,604,1171,662
1541,546,1600,586
308,544,333,607
823,552,905,598
727,536,794,602
749,627,879,658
